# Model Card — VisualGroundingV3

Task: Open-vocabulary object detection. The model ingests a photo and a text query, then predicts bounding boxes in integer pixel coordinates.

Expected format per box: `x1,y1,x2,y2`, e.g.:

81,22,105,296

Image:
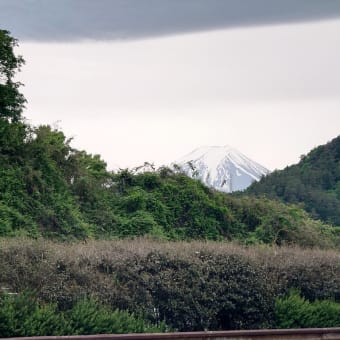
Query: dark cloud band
1,0,340,41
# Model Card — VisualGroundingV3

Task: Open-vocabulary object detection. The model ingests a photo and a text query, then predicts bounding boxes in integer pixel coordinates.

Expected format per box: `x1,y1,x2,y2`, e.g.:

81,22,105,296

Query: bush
0,291,164,337
0,239,339,332
275,290,340,328
0,291,67,337
116,211,160,237
261,248,340,302
68,298,165,335
112,251,274,331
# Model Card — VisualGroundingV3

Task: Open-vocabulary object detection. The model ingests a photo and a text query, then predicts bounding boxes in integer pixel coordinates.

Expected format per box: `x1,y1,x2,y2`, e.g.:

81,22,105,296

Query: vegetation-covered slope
0,29,338,247
247,136,340,225
0,124,338,248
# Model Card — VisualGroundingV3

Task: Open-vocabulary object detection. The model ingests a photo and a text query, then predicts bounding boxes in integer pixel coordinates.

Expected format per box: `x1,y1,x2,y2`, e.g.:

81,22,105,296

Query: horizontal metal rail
3,328,340,340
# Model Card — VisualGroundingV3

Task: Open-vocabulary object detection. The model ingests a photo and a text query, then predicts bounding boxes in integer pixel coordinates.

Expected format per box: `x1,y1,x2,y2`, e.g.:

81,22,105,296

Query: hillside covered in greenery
2,123,338,248
247,136,340,226
0,29,339,248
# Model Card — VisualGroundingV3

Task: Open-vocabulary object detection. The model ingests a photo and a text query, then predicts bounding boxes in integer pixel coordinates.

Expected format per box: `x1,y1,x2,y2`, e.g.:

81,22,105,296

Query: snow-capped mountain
173,146,270,193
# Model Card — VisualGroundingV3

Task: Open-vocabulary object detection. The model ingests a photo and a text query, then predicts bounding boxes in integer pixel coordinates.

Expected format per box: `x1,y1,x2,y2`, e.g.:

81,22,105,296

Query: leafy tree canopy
0,30,26,123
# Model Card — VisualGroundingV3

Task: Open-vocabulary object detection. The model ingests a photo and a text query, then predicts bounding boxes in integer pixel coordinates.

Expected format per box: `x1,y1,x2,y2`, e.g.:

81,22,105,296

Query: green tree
0,30,27,156
0,30,26,122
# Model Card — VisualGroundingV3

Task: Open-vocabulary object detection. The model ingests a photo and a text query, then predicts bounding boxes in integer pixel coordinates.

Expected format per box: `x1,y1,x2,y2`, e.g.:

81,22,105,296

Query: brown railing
3,328,340,340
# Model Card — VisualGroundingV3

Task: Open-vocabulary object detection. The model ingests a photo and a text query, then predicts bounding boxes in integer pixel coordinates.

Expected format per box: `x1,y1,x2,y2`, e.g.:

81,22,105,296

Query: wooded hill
0,121,338,247
0,29,339,248
0,122,338,247
247,136,340,226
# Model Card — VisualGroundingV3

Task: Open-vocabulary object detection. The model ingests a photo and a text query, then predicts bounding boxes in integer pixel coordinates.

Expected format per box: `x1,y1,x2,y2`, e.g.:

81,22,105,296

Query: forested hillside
0,29,339,247
2,125,338,248
247,136,340,225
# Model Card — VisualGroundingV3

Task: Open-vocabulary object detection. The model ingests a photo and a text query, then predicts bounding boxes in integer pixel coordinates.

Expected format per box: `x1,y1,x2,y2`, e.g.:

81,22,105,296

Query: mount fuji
173,145,270,193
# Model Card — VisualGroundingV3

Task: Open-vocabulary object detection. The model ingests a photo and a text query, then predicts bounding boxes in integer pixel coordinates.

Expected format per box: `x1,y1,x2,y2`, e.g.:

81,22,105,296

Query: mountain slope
1,123,338,248
173,145,269,193
247,136,340,225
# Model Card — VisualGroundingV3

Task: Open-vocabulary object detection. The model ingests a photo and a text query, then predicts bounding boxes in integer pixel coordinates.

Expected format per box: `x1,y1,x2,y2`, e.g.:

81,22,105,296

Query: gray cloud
1,0,340,41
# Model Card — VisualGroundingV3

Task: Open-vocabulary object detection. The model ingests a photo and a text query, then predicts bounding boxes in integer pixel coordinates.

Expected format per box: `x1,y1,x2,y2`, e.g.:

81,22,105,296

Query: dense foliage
0,291,165,337
247,136,340,226
0,239,339,333
1,131,338,247
275,290,340,328
0,29,26,123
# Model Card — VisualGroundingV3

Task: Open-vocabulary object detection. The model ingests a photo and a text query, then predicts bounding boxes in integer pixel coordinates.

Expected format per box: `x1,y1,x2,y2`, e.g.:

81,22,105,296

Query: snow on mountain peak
173,145,270,193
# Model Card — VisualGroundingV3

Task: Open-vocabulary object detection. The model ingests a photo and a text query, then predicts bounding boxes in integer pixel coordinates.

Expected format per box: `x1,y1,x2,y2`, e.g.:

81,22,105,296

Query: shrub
0,239,339,332
68,298,165,335
0,291,68,337
113,251,275,331
0,291,164,337
275,290,340,328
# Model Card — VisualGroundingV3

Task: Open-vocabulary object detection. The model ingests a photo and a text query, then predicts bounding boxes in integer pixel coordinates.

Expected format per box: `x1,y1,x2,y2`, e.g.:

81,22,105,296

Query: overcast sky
2,1,340,170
